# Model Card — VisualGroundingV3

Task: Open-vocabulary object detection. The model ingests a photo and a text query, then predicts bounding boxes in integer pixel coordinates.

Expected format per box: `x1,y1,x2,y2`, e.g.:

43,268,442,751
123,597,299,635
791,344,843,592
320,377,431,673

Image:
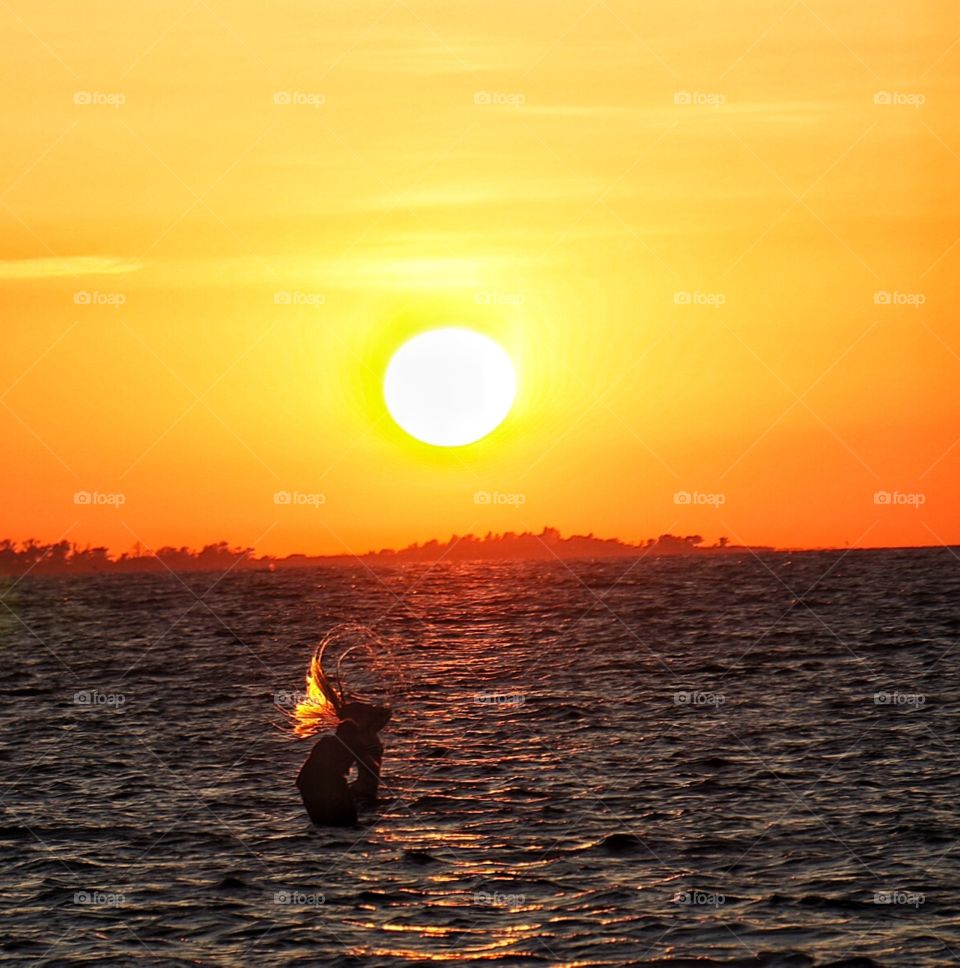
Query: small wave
212,874,253,891
402,849,440,865
577,833,646,854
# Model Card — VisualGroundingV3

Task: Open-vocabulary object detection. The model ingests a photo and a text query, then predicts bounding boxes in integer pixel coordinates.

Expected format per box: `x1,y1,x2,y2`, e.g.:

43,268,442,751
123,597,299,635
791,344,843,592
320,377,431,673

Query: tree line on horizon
0,529,747,577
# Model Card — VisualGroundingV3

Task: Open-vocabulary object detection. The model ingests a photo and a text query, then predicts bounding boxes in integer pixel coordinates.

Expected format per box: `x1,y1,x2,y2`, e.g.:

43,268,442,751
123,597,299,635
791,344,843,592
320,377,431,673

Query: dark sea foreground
1,550,959,967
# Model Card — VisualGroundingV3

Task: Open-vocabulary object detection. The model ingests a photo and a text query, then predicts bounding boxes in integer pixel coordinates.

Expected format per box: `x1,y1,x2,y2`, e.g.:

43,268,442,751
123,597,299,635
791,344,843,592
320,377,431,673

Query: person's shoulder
310,733,338,753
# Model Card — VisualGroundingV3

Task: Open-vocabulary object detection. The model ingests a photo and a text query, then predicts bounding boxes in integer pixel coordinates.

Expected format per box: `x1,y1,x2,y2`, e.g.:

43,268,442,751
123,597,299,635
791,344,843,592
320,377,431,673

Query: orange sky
2,0,958,557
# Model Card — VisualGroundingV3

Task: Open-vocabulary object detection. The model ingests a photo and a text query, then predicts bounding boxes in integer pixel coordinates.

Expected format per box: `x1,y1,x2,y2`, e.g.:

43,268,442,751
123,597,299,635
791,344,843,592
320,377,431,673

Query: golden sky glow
2,1,959,555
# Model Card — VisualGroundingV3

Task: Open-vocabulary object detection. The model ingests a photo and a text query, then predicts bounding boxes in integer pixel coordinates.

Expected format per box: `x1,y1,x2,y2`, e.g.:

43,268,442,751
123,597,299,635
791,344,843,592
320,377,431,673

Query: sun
383,327,517,447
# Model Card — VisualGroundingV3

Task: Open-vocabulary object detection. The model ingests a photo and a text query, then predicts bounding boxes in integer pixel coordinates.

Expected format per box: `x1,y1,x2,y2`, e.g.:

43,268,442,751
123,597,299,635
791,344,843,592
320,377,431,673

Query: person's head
334,718,362,761
341,701,391,733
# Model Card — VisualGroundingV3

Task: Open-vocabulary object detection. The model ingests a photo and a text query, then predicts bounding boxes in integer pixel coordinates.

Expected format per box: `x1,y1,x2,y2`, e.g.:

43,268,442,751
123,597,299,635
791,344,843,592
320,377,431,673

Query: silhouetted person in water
340,701,391,804
296,719,362,826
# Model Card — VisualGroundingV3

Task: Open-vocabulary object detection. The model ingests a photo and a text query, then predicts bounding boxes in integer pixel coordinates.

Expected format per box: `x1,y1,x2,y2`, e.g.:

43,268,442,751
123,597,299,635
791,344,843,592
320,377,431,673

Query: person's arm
350,738,383,798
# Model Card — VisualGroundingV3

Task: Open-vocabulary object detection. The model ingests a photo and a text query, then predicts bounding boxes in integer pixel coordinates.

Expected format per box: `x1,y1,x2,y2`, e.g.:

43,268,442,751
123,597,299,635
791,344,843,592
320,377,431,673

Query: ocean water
1,550,958,966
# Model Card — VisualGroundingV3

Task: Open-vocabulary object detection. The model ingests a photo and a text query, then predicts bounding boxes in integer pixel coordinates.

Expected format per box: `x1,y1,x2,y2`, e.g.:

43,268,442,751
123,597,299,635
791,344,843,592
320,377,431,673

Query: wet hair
341,701,391,732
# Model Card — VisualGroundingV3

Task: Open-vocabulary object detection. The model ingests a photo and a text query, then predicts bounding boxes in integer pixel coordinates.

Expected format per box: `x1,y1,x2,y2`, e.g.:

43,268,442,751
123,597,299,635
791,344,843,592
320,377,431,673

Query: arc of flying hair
310,647,344,715
285,624,398,738
335,644,377,707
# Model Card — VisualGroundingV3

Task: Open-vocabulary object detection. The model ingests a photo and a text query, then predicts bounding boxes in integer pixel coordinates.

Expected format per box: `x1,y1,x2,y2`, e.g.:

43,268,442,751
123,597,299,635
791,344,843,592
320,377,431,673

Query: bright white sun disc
383,327,517,446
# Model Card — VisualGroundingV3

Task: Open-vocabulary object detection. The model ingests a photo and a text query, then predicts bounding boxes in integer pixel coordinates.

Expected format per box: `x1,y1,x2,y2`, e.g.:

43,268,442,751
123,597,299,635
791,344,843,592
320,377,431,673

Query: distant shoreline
1,529,954,578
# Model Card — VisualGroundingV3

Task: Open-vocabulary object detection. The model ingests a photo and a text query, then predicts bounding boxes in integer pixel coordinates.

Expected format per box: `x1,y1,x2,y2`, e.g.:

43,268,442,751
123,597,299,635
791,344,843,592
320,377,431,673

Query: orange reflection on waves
346,930,542,963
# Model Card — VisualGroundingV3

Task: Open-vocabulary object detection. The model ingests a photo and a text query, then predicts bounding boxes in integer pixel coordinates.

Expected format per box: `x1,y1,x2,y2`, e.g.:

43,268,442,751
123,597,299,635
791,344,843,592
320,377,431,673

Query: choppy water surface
1,550,959,966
